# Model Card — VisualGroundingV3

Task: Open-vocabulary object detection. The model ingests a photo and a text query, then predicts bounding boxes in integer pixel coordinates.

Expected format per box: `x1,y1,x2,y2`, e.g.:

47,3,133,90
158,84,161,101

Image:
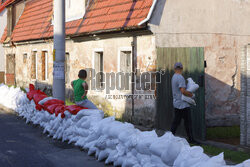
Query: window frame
92,48,104,90
117,47,132,72
31,49,38,81
117,47,133,91
41,49,49,81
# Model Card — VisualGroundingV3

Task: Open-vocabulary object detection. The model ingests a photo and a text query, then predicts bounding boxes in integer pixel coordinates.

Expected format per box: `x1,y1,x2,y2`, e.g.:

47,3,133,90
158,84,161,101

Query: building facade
1,0,250,132
0,0,10,83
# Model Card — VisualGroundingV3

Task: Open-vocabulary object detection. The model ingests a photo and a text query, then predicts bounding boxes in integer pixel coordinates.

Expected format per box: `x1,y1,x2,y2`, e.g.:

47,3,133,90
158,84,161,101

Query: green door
156,47,205,140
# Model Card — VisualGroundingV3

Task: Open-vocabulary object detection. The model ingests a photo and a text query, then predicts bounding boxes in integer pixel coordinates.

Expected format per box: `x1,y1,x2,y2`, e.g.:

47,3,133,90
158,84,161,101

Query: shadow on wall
205,74,240,127
148,0,166,26
153,69,240,140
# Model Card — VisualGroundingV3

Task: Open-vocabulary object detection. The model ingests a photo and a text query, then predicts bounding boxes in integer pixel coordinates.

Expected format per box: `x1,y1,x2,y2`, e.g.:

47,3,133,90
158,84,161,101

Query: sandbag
27,90,46,101
29,84,35,91
135,131,158,155
151,155,169,167
46,104,63,114
65,105,87,115
173,145,209,167
186,78,199,92
38,97,56,105
98,149,111,161
192,153,226,167
182,78,199,106
33,94,48,105
43,99,65,110
149,132,174,157
78,109,104,118
54,105,66,117
161,137,189,166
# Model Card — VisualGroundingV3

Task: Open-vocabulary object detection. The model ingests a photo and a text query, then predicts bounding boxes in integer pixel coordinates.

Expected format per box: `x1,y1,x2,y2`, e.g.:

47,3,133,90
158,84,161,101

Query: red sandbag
61,112,65,119
54,105,66,117
65,105,87,115
43,99,65,110
33,94,47,105
46,104,63,114
29,84,35,91
27,90,46,101
36,104,43,111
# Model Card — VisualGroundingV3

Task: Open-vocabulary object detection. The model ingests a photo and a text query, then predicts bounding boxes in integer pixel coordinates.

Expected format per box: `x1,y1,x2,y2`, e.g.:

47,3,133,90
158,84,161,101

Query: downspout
138,0,158,26
131,36,137,122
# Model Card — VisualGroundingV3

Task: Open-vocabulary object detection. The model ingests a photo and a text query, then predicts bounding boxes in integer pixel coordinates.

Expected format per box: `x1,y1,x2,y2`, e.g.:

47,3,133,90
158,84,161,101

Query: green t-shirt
73,79,87,102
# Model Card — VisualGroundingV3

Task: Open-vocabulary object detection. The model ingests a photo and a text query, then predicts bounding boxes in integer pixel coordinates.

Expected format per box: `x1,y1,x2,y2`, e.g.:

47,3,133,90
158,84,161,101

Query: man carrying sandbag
170,62,198,144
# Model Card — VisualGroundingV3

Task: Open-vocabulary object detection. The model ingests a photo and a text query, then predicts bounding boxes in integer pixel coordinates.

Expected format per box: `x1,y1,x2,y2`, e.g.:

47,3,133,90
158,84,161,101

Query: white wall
65,0,87,22
0,8,7,72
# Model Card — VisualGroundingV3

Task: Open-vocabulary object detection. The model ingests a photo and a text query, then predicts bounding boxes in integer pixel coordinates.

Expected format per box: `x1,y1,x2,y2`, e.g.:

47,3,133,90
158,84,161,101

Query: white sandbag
98,149,110,161
192,153,226,167
95,135,107,150
181,95,196,106
151,155,169,167
38,97,56,105
108,122,134,139
106,139,119,149
78,109,104,118
135,131,158,155
136,153,151,166
122,153,139,167
149,132,174,157
118,128,137,144
161,137,189,166
114,156,125,167
94,117,115,136
105,150,119,164
173,145,209,167
186,78,199,92
181,78,199,105
116,143,127,156
88,146,97,156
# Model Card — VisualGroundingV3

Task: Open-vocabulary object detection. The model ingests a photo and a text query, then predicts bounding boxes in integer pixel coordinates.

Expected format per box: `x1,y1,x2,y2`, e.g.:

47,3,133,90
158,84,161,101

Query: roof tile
2,0,153,43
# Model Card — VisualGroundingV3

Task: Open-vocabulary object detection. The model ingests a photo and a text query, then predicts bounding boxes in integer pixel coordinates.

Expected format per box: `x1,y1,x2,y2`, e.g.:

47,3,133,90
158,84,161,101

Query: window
31,51,37,80
23,53,27,64
42,51,48,80
120,51,132,90
94,51,104,88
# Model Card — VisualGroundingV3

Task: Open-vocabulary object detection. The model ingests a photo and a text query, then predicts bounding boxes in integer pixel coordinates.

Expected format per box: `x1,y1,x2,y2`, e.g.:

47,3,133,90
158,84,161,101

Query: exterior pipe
52,0,66,101
138,0,157,26
131,36,137,121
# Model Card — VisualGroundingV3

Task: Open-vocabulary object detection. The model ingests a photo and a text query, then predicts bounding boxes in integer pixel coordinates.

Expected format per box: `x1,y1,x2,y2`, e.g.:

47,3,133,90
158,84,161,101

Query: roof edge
138,0,158,26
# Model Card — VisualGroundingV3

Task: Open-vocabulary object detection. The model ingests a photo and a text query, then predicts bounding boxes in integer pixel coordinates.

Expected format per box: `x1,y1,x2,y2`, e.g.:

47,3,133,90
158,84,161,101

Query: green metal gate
156,47,205,140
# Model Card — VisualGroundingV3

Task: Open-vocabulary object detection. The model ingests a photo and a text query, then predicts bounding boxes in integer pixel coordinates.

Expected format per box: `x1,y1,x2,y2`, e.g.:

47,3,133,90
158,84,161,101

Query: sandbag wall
0,84,249,167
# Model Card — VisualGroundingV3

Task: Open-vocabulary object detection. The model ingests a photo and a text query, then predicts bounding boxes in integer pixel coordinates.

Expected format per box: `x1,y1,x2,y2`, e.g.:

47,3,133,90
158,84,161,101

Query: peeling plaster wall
149,0,250,126
3,34,157,127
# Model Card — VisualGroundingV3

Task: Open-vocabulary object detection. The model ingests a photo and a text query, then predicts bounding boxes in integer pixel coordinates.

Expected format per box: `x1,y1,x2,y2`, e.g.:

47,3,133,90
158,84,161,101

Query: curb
199,140,250,154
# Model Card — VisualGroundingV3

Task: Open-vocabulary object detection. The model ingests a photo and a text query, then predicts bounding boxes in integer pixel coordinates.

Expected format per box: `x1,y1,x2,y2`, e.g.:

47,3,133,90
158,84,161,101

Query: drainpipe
131,36,137,121
52,0,66,101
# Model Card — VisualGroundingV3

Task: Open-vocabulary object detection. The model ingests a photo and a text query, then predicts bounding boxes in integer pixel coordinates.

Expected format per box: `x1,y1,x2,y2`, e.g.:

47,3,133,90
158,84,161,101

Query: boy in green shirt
71,69,97,109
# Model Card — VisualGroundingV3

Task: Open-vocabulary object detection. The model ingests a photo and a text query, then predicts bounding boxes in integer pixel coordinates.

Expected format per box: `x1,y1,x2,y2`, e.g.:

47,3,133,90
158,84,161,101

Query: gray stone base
206,114,240,127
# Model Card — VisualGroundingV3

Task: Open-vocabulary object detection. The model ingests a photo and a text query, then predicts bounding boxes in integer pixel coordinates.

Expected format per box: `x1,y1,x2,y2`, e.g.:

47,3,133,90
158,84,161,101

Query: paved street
0,110,105,167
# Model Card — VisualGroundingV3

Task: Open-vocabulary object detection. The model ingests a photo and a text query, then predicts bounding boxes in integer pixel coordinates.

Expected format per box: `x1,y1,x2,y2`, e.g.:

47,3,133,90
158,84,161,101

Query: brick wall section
240,45,250,146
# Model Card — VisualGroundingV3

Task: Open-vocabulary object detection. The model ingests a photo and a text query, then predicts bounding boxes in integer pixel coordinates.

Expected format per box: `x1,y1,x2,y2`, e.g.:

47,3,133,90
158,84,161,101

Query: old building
1,0,250,141
0,0,11,83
